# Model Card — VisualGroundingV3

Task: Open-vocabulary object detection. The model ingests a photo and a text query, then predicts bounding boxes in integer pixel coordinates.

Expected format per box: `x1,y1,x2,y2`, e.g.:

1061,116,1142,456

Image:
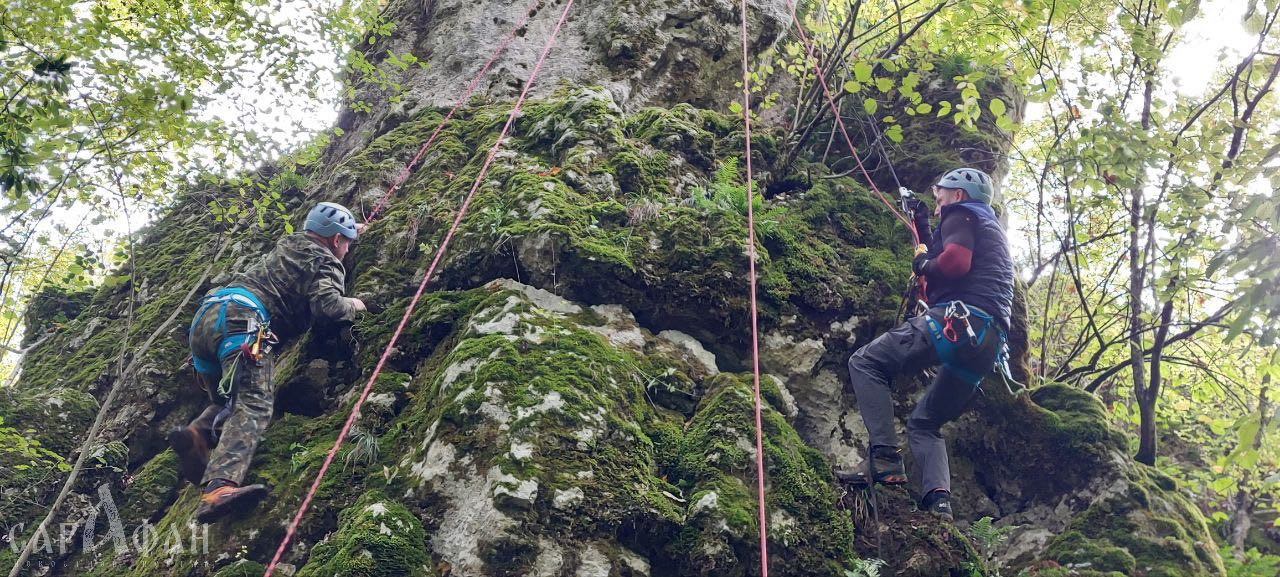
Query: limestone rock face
327,0,790,162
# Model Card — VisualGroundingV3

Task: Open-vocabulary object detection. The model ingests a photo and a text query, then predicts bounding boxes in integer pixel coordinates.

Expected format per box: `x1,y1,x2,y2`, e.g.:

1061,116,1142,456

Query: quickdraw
238,318,277,364
942,301,979,346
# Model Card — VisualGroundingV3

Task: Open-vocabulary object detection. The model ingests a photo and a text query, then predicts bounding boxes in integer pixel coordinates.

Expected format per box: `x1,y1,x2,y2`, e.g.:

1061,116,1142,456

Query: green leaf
853,61,872,83
729,101,744,115
1211,476,1236,493
885,124,904,143
843,80,861,93
863,98,878,115
1237,417,1261,450
1238,449,1260,470
989,98,1007,117
916,103,932,114
875,77,894,93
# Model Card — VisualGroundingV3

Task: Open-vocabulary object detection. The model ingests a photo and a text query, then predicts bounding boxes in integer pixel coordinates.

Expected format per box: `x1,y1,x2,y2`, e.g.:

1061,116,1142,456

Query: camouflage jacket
226,233,355,339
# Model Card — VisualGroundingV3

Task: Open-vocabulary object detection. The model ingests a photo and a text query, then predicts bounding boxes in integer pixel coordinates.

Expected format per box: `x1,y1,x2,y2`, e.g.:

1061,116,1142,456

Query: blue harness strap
189,287,270,375
924,301,1000,386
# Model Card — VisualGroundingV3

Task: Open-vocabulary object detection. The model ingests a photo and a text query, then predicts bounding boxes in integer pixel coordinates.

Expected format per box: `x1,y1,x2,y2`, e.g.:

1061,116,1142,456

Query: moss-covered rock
655,373,858,575
0,386,100,457
21,285,94,347
296,491,430,577
122,450,181,524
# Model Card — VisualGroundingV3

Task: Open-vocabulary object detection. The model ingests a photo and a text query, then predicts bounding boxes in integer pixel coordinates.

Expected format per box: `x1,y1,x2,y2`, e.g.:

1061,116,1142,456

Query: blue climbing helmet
303,202,358,240
936,168,994,204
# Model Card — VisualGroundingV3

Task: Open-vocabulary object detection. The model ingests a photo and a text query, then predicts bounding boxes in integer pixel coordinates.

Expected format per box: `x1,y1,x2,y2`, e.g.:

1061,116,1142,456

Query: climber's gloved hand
908,199,931,234
905,198,928,218
912,245,930,275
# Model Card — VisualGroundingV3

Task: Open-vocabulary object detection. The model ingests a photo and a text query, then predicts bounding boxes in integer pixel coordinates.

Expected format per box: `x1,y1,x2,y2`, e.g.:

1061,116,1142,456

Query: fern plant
970,516,1014,577
691,158,788,241
844,557,886,577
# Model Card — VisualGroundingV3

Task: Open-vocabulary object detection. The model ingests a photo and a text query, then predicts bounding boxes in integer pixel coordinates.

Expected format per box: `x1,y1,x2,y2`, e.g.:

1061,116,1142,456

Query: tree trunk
1136,299,1172,465
1230,376,1271,553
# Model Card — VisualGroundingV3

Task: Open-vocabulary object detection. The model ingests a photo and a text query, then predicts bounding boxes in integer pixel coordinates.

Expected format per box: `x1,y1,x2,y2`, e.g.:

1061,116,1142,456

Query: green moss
122,449,181,523
1029,384,1128,455
655,373,857,575
1045,531,1137,574
0,386,99,457
1043,466,1227,577
211,560,266,577
296,491,429,577
21,285,93,347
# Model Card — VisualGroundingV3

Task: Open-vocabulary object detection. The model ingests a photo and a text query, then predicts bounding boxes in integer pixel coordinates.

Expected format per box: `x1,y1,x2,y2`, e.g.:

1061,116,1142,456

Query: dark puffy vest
926,201,1015,326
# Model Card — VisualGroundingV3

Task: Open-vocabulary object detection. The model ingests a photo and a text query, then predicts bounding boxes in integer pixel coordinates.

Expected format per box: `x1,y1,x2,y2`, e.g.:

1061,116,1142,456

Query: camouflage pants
187,301,275,486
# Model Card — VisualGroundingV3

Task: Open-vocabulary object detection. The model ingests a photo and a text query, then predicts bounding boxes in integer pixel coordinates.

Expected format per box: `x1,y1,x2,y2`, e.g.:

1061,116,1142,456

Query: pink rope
262,1,577,573
364,0,543,223
783,1,920,245
738,1,770,575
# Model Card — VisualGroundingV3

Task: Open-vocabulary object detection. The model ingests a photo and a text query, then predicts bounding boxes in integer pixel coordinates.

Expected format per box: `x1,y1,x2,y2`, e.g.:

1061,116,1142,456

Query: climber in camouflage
169,202,368,524
842,168,1014,522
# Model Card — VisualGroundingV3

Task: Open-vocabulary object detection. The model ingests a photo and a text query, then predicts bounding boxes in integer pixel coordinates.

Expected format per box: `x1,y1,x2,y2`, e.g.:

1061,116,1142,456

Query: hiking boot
869,445,907,485
168,426,211,486
195,482,269,524
922,489,953,521
834,467,870,488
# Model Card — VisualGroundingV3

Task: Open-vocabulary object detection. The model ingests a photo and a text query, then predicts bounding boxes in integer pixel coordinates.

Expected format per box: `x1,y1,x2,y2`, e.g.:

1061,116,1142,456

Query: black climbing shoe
195,482,270,524
869,445,907,486
922,489,953,521
168,425,211,486
834,467,870,488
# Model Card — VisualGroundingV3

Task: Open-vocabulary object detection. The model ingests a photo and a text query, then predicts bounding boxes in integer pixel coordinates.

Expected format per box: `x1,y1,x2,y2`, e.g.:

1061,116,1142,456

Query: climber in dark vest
169,202,369,524
841,167,1014,521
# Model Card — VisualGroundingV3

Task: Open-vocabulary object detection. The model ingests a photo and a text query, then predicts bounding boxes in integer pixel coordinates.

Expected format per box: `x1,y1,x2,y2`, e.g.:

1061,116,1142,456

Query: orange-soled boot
195,482,269,524
168,426,211,486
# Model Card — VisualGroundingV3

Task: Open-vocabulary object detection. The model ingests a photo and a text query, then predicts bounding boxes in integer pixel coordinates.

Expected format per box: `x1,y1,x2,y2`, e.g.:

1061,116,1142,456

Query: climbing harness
187,287,278,443
919,300,1023,395
188,287,271,376
263,2,578,574
922,300,994,386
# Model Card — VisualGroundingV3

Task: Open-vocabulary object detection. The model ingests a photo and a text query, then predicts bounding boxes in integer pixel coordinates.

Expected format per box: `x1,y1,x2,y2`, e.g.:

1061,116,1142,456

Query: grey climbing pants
846,314,995,494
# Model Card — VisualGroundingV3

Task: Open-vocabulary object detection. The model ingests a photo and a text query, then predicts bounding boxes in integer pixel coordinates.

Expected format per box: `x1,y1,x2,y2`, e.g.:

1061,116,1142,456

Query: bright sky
1167,1,1259,95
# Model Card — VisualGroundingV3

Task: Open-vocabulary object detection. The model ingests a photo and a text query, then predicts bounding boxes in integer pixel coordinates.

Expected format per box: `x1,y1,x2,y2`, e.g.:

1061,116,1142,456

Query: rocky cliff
1,1,1227,575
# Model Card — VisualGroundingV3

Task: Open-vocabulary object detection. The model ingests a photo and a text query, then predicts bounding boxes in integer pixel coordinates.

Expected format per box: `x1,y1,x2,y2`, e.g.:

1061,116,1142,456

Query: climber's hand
348,297,368,313
354,293,385,314
912,253,930,275
905,198,928,218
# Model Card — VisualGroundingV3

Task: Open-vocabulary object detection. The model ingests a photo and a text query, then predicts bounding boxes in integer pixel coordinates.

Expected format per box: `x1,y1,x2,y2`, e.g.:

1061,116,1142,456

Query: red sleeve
922,211,976,279
934,243,973,277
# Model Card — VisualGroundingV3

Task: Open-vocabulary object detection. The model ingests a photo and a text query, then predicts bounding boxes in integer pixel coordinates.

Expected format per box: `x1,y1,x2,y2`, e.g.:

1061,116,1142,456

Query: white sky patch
1166,1,1257,96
